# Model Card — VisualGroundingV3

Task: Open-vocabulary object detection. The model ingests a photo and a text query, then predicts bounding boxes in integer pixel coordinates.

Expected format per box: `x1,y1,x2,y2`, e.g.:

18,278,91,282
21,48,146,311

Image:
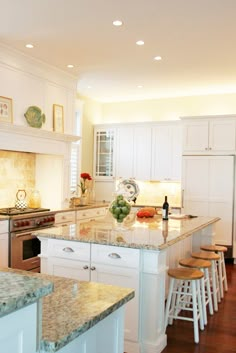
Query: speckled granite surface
0,268,134,352
0,271,53,317
34,213,220,250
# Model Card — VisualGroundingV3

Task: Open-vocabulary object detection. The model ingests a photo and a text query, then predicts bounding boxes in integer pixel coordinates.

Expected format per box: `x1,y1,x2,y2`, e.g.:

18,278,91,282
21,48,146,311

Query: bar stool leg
165,278,175,328
217,257,224,299
211,261,218,312
220,252,228,292
200,275,207,325
205,268,214,316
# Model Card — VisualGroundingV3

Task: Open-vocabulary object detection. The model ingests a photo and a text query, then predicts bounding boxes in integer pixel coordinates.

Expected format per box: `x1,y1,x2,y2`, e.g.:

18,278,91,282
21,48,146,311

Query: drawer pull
62,247,74,253
83,265,89,270
90,266,96,271
108,253,121,259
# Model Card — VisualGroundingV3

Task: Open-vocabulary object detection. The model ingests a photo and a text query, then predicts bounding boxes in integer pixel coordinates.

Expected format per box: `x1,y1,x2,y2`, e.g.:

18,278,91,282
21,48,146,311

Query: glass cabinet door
94,129,115,178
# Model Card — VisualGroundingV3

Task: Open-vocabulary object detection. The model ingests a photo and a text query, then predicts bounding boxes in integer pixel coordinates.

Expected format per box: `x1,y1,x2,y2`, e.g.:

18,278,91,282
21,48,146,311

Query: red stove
0,207,55,272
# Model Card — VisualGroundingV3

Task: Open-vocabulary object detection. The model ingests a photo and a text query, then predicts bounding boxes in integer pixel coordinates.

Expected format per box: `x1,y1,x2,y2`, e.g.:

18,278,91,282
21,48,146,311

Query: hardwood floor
162,261,236,353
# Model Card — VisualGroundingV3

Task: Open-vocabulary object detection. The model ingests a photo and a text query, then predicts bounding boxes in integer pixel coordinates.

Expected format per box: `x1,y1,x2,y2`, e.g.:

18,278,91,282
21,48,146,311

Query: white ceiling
1,0,236,102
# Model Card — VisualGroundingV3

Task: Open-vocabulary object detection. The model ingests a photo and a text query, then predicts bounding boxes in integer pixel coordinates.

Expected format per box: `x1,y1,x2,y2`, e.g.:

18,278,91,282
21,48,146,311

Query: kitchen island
34,213,220,353
0,268,134,353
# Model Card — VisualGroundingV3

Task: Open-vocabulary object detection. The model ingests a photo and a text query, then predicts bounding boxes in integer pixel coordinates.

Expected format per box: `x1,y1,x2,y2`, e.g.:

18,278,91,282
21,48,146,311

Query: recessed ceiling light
87,86,92,89
137,85,143,88
67,64,74,68
136,40,144,46
25,44,34,49
154,56,162,61
113,20,123,26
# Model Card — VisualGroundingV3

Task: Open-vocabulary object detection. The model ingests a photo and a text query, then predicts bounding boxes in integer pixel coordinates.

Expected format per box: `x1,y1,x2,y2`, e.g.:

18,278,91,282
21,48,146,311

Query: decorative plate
24,106,46,128
117,179,140,201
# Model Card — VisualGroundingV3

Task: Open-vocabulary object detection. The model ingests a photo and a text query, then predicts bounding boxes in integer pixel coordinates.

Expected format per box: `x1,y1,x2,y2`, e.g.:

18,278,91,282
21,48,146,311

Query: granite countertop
0,271,53,317
0,268,134,353
34,213,220,251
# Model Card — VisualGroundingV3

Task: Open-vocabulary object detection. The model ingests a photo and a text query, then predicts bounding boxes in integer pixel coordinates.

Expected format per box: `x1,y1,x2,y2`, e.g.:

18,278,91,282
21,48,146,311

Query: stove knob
36,220,41,226
50,216,55,222
25,221,30,226
21,221,25,227
14,221,20,227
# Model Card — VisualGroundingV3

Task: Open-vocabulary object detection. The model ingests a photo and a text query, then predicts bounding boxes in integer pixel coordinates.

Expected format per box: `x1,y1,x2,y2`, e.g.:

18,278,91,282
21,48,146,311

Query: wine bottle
162,195,169,220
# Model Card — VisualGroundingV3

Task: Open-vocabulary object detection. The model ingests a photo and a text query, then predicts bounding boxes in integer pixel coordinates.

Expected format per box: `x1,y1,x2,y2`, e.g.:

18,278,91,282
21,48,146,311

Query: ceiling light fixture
137,85,143,88
113,20,123,26
25,44,34,49
67,64,74,68
136,40,144,46
154,56,162,61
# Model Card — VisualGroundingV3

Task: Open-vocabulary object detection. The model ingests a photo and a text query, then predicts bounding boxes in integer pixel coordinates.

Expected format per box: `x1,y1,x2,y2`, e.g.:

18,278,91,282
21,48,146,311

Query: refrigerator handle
181,189,184,209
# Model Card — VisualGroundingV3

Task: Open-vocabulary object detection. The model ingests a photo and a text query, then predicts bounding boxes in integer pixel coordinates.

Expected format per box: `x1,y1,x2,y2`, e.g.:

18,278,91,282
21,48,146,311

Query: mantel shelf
0,122,80,142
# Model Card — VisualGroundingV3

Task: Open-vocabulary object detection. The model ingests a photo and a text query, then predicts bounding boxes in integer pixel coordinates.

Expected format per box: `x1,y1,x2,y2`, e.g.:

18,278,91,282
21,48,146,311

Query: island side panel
140,249,167,353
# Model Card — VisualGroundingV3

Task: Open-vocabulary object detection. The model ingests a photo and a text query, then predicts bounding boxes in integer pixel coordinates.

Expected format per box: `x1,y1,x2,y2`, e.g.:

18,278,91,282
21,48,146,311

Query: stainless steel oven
0,207,55,272
11,230,41,272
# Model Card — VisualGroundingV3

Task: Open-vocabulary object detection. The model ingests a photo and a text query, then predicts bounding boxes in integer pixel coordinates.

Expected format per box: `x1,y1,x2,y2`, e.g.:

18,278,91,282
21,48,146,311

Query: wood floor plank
162,261,236,353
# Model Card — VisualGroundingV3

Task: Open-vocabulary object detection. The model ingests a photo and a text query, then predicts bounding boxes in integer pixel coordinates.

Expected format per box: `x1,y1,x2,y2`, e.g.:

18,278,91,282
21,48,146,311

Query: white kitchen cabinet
0,303,38,353
151,123,182,181
182,117,236,153
0,220,9,267
116,125,152,180
39,238,90,281
90,244,140,344
182,156,234,247
55,211,76,226
76,207,107,222
93,128,115,180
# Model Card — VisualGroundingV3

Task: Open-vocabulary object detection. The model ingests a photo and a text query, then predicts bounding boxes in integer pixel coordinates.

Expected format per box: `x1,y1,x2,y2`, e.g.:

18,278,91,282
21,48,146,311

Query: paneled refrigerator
182,155,235,258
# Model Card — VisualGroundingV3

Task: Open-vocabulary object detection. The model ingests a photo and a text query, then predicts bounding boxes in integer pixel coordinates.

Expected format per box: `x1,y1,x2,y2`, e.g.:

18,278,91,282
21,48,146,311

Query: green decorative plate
24,106,46,128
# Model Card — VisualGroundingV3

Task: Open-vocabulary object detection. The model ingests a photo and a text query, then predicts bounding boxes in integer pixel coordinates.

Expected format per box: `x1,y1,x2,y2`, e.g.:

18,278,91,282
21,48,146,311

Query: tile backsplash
135,180,181,207
0,151,35,207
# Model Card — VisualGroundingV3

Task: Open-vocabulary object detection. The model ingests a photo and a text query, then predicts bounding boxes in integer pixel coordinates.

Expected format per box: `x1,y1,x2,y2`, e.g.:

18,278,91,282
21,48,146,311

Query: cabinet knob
108,252,121,259
62,247,74,253
83,265,89,270
90,266,96,271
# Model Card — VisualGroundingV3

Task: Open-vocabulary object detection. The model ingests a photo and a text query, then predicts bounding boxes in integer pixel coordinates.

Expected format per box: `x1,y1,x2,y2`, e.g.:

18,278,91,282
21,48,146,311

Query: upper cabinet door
116,126,134,179
151,124,182,181
133,126,152,180
182,117,236,153
182,120,209,152
116,125,152,180
94,128,115,180
209,119,236,152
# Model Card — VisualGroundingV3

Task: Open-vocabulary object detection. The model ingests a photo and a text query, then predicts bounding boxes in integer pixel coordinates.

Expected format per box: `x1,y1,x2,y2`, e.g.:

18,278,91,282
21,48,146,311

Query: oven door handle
62,247,75,253
12,232,37,239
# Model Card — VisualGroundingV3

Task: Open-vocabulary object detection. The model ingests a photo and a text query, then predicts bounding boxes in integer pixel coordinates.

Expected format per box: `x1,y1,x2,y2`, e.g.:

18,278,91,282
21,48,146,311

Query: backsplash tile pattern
0,151,35,207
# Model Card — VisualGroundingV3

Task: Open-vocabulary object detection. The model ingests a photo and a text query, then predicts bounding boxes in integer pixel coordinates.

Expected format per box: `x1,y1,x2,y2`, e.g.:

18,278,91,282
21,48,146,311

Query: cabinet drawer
77,207,106,220
55,211,75,224
0,220,8,234
47,239,90,261
91,244,140,268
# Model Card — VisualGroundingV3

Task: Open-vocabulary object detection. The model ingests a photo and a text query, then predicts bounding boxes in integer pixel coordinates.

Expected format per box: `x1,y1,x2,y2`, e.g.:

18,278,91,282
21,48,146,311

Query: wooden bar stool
179,257,214,325
200,245,228,299
165,267,204,344
191,251,220,312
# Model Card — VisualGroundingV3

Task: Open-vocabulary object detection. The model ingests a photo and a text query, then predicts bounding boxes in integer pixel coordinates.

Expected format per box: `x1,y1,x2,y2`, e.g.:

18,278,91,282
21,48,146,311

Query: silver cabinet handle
83,265,88,270
62,247,74,253
90,266,96,271
108,253,121,259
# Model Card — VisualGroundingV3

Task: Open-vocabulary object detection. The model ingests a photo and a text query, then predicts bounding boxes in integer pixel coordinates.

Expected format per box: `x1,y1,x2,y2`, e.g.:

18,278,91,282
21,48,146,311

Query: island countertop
0,270,53,317
33,213,220,251
0,268,134,353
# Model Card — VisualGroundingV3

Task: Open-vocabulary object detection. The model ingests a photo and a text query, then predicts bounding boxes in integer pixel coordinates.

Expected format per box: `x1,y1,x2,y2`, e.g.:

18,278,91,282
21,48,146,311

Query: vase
80,195,88,206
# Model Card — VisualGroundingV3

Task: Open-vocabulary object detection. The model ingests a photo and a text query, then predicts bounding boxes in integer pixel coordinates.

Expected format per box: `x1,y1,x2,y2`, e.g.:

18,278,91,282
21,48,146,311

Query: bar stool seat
165,267,204,344
191,251,220,312
179,257,214,325
200,245,228,298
